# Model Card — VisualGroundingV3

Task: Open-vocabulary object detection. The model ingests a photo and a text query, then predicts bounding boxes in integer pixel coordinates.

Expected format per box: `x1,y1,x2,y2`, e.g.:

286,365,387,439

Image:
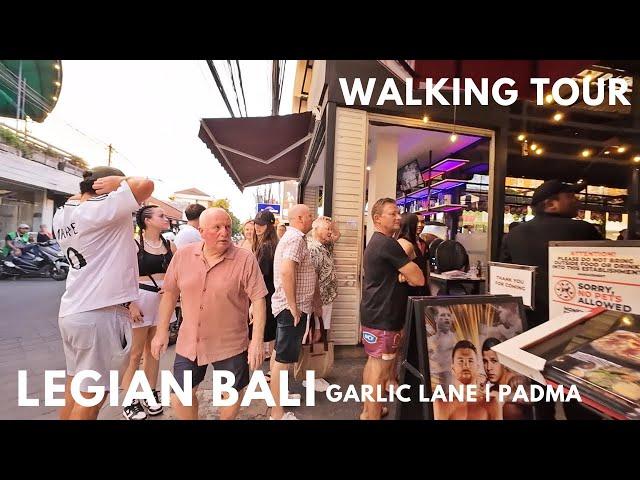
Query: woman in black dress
398,213,430,296
250,210,279,379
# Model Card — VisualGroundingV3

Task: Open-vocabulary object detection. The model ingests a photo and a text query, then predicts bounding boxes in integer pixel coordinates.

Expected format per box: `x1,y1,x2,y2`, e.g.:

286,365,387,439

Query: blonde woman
239,220,255,251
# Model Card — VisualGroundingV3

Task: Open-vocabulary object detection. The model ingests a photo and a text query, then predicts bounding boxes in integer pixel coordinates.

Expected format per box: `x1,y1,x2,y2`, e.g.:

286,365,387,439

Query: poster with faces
421,297,532,420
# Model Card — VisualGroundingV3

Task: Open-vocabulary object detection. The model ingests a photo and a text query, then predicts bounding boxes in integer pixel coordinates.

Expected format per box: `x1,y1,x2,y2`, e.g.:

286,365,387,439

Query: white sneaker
142,389,163,416
269,412,298,420
122,399,147,421
302,378,331,392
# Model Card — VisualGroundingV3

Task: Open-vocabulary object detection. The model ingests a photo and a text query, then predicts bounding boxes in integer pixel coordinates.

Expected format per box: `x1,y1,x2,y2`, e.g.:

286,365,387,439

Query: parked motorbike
0,240,69,281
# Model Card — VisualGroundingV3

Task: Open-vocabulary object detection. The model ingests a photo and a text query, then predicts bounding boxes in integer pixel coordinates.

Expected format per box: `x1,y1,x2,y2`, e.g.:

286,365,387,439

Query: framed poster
398,295,531,420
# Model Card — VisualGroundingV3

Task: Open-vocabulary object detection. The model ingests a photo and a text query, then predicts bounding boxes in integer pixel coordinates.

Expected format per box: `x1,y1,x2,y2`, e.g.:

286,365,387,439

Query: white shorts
321,302,333,329
134,279,176,329
59,305,132,392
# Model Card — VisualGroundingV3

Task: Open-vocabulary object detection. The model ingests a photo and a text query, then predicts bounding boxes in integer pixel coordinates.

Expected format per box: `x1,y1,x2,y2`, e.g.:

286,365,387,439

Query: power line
227,60,244,117
206,60,236,118
235,60,248,117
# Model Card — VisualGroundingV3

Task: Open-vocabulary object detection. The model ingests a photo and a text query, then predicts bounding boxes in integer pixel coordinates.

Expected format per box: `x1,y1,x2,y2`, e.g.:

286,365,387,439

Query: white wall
366,133,398,245
0,150,79,195
330,107,368,345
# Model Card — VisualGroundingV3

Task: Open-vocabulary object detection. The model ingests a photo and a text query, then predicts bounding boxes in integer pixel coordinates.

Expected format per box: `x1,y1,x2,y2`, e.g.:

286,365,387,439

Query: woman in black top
398,213,430,297
121,205,176,420
250,210,278,375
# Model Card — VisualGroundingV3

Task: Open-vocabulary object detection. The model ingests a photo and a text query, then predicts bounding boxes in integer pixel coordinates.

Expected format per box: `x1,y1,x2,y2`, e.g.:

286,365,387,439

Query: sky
3,60,296,221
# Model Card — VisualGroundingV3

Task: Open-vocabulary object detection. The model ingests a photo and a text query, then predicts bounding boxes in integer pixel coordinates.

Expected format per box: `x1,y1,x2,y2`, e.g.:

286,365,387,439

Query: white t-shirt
173,224,201,249
53,181,141,317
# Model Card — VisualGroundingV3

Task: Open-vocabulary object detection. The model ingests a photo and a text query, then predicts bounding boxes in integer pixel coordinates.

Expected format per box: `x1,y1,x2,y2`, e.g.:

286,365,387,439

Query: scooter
0,240,69,281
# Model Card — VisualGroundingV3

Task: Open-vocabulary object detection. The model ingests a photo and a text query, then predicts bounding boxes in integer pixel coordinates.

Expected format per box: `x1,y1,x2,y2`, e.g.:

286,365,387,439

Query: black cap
531,180,585,206
82,166,125,183
254,210,276,226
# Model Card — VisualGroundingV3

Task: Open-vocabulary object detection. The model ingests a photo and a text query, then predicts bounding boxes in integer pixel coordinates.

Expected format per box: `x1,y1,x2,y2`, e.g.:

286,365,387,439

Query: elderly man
269,204,319,420
306,215,339,392
151,208,267,420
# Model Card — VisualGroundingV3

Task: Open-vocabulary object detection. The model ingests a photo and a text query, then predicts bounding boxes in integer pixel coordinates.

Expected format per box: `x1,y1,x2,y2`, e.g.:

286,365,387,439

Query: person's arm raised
92,176,155,204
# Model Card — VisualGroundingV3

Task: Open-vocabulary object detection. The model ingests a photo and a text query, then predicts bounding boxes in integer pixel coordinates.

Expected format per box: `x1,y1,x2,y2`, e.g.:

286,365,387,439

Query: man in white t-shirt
53,166,154,420
174,203,206,249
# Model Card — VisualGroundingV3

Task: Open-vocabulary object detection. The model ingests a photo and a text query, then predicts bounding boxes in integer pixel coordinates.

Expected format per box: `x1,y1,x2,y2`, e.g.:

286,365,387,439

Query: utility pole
108,144,113,166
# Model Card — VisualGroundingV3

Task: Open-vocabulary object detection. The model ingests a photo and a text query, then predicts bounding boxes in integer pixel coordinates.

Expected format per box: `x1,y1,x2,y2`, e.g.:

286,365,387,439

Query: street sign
257,203,281,214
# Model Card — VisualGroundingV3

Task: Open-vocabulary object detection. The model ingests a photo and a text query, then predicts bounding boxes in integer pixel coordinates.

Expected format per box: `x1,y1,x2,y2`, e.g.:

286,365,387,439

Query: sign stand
487,262,537,310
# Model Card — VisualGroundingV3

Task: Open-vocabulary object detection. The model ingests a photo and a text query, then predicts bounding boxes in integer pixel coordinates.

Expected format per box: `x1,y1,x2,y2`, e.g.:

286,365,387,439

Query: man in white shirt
174,203,206,249
53,166,154,420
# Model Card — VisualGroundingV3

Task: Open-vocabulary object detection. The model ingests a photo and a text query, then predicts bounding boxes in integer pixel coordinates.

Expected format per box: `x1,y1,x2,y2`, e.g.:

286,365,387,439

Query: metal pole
629,74,640,240
629,167,640,240
22,78,27,138
16,61,23,130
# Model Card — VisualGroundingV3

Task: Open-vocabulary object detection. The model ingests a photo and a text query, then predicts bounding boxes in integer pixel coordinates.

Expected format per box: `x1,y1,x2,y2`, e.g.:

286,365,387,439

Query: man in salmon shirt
151,207,268,420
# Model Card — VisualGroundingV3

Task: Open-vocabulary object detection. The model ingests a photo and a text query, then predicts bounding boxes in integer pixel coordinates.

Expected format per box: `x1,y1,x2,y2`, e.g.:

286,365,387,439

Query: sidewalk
99,344,372,421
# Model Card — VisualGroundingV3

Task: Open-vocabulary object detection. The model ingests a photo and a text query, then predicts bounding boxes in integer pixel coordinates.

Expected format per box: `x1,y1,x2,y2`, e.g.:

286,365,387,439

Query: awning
199,112,314,191
0,60,62,122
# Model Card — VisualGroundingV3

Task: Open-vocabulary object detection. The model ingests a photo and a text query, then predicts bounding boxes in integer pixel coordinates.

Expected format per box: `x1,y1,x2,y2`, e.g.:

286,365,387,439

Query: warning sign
549,242,640,319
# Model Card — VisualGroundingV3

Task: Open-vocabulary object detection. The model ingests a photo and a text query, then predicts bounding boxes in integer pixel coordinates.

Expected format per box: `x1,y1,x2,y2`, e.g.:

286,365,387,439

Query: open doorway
364,121,493,273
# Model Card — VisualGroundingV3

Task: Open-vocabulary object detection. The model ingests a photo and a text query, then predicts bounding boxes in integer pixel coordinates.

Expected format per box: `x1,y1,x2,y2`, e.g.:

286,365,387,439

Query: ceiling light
422,115,429,123
517,134,526,141
545,94,553,104
618,146,627,153
553,112,563,122
582,149,591,157
450,133,458,143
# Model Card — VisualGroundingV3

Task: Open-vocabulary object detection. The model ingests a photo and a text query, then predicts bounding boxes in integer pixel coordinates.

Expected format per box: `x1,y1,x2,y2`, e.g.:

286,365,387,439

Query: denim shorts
274,309,308,364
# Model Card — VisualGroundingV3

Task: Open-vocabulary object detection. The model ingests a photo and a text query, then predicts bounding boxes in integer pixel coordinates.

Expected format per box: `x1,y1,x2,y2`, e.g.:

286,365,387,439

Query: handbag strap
305,314,329,353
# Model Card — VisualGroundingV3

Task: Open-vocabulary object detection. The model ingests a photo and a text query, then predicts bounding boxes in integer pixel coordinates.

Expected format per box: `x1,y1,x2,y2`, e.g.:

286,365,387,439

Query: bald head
288,204,313,234
199,207,232,254
200,208,231,227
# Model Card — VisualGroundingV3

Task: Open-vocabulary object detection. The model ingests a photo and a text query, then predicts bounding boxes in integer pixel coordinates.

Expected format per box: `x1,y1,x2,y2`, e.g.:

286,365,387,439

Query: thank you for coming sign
488,262,536,309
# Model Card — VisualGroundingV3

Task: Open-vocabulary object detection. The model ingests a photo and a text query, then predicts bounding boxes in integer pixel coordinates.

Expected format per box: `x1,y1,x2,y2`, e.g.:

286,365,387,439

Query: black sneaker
122,399,147,420
142,390,163,416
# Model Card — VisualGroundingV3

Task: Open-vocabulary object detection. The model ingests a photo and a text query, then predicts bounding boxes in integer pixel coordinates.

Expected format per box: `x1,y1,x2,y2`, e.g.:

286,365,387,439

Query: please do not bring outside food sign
548,241,640,319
